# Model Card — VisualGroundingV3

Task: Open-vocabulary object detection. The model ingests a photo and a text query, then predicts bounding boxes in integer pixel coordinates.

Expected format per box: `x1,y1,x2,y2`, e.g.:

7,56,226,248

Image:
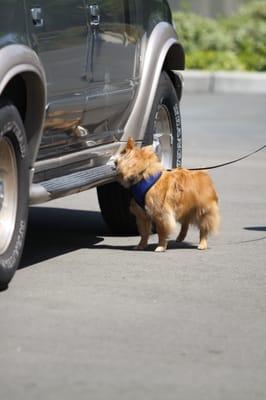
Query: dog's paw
198,242,208,250
155,246,166,252
134,244,146,250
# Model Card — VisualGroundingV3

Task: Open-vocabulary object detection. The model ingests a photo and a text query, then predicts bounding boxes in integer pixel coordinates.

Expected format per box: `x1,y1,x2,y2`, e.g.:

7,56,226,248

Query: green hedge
173,1,266,71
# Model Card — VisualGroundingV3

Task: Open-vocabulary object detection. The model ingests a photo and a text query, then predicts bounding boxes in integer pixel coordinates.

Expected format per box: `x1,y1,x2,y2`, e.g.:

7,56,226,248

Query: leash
187,145,265,171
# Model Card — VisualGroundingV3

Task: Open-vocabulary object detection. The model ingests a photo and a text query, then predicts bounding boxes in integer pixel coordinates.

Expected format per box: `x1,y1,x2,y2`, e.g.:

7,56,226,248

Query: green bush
173,1,266,71
186,50,245,71
222,1,266,71
173,12,233,53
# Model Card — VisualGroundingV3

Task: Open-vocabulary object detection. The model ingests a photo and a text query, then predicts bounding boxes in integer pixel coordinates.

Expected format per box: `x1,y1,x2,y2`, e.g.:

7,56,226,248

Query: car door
81,0,141,144
27,0,90,161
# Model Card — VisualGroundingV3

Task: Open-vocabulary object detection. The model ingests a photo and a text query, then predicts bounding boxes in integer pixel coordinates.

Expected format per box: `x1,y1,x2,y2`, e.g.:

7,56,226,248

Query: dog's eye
120,148,127,155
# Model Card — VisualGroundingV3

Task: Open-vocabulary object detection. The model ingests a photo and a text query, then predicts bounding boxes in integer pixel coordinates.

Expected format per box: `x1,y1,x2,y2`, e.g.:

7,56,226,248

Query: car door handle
31,7,44,28
89,4,100,27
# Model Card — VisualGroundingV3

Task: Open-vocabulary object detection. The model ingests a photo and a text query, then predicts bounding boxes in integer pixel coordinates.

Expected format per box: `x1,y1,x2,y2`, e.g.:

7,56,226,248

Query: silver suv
0,0,184,287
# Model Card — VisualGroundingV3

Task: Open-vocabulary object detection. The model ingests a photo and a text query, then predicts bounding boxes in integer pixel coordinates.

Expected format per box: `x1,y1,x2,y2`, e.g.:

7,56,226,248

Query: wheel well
1,72,46,167
165,70,183,101
2,76,27,122
163,42,185,71
163,43,185,100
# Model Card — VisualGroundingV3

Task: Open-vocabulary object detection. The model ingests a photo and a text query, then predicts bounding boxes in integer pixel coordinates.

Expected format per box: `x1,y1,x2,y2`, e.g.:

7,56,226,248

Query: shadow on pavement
95,241,197,252
19,207,198,269
244,226,266,232
19,207,108,269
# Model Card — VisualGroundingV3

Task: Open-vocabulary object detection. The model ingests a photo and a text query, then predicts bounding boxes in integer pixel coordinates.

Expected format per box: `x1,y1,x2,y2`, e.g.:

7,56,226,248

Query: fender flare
123,22,185,142
0,44,46,173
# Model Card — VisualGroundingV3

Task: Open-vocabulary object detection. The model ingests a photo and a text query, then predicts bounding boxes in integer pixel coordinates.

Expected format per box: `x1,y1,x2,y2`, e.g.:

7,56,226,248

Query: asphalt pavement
1,93,265,400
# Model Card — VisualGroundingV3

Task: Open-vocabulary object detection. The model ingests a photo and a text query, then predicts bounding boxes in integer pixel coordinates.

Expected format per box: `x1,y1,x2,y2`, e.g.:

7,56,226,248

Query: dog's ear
126,137,135,150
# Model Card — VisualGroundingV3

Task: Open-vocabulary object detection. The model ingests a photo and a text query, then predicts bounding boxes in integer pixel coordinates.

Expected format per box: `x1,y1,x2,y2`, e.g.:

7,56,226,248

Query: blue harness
131,172,162,209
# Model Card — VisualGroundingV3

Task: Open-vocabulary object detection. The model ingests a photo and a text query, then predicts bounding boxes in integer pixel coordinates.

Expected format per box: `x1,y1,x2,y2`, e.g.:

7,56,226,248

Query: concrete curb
182,70,266,94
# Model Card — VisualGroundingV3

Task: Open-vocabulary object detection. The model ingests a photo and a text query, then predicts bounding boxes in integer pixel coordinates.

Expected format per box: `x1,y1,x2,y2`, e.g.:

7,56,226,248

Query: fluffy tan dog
115,138,220,252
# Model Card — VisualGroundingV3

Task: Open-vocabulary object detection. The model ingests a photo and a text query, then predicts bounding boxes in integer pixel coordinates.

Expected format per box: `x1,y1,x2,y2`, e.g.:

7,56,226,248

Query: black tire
0,102,29,289
144,71,182,168
97,182,136,234
97,71,182,234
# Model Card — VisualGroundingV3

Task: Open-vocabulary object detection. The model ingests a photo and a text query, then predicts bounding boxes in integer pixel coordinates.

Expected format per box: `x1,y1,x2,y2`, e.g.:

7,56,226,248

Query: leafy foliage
186,50,245,71
173,1,266,71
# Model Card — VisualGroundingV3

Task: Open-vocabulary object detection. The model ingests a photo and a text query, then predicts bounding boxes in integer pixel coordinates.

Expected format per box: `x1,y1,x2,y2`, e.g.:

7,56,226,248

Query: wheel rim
153,104,173,169
0,137,18,255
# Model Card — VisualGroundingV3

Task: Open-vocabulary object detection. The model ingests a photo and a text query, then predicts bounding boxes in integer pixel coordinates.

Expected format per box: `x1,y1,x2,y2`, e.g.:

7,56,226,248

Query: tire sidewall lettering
172,102,182,167
1,220,26,270
0,104,29,285
0,121,26,158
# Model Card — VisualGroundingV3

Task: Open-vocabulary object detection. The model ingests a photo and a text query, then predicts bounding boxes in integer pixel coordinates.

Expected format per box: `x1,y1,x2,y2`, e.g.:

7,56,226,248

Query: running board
30,164,117,205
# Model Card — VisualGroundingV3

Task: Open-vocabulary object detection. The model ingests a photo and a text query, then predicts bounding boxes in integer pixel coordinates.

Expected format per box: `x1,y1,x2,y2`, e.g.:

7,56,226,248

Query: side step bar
30,164,117,205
